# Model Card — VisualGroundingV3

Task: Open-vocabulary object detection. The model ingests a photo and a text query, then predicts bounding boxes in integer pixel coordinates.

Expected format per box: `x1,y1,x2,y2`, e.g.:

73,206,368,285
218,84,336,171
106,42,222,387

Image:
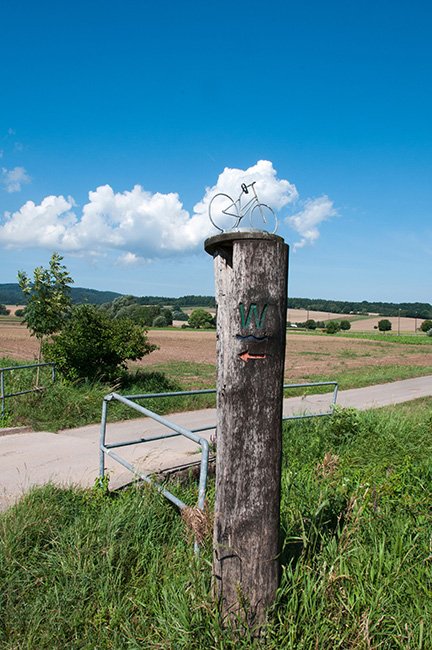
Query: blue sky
1,0,431,302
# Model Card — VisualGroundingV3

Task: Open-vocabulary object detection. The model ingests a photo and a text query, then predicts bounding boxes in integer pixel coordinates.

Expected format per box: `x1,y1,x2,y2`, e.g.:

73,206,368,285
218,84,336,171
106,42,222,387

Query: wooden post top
204,230,287,256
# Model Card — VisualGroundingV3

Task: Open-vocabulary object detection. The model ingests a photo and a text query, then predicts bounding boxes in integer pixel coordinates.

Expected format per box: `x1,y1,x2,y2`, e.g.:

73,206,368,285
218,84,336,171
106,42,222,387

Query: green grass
288,328,432,345
338,331,432,345
135,360,216,390
305,363,432,391
2,356,432,429
1,357,216,431
1,401,431,647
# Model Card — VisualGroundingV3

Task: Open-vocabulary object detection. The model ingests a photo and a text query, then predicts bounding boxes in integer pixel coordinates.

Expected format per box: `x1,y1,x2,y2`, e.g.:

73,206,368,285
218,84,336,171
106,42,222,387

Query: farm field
288,308,421,333
2,321,431,386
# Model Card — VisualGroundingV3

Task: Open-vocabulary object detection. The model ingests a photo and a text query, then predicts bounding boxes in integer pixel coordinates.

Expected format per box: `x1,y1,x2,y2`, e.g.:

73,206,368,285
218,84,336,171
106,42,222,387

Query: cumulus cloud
1,166,31,193
0,160,335,258
117,252,146,265
286,195,337,250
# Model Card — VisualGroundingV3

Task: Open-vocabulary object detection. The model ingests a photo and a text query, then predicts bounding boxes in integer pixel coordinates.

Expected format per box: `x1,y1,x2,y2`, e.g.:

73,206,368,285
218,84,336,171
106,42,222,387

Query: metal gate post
205,231,289,626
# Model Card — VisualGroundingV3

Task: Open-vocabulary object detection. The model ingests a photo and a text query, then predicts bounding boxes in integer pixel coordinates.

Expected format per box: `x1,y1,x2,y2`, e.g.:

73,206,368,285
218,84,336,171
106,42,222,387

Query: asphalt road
1,375,431,511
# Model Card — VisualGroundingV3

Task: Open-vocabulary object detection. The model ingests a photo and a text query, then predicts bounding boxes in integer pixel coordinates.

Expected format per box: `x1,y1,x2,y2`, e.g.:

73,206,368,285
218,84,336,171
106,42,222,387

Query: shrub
339,319,351,330
152,315,168,327
328,406,361,446
0,304,10,315
15,308,25,317
188,309,215,329
420,319,432,332
172,309,188,321
325,321,340,334
378,319,392,332
305,319,317,330
161,307,173,326
43,304,156,381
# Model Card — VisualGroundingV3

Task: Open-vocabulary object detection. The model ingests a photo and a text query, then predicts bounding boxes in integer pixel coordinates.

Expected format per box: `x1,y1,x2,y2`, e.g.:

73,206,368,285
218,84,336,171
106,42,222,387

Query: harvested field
1,322,431,384
287,308,420,333
137,329,432,382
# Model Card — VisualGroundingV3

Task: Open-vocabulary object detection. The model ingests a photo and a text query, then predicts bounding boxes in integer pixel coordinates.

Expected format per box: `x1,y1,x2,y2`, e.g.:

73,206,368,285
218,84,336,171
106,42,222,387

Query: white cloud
286,195,337,250
1,166,31,193
117,252,146,265
0,160,335,258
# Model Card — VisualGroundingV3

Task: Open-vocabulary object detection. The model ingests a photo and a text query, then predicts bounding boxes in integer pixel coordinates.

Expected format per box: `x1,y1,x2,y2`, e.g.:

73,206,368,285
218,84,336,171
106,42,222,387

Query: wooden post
205,230,289,627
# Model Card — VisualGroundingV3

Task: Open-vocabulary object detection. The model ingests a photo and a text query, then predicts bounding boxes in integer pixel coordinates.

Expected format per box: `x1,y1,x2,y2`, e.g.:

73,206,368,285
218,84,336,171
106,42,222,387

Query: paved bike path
1,375,431,511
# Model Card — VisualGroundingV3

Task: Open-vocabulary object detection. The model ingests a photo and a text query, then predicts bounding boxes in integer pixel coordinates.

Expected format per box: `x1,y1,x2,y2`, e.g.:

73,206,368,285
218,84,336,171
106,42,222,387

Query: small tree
188,308,215,329
305,319,317,330
18,253,73,380
378,319,392,332
152,315,168,327
339,319,351,331
172,308,188,321
43,304,156,381
420,319,432,333
325,321,340,334
0,304,10,315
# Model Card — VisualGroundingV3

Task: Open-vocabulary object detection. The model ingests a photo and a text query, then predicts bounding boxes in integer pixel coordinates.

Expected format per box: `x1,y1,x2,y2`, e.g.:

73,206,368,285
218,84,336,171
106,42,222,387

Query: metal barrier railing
0,362,56,418
282,381,338,420
99,389,213,510
99,381,338,550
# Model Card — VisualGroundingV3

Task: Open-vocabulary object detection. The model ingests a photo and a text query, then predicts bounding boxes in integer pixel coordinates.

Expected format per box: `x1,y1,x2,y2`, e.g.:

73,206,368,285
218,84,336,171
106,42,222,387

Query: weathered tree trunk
205,231,289,628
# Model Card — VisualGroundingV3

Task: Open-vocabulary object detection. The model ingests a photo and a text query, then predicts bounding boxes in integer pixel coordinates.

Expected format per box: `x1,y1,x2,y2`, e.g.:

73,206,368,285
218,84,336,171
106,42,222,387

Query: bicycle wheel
250,203,278,233
208,193,240,232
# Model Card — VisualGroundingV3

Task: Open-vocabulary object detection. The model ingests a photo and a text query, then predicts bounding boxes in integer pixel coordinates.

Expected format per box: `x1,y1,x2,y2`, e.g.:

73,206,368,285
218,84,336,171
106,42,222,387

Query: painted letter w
239,303,268,329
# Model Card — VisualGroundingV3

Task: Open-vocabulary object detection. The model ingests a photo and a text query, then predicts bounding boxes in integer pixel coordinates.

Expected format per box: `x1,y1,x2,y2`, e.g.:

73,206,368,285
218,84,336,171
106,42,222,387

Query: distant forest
0,283,430,318
287,297,432,319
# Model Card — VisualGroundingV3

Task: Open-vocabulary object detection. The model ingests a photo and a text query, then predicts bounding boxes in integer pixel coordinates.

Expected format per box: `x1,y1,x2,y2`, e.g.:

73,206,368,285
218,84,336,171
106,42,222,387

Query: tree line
287,297,432,318
2,282,431,319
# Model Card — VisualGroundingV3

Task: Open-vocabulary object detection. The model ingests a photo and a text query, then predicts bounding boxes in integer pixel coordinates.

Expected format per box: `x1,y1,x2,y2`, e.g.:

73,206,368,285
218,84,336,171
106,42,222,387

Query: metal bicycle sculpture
209,181,278,234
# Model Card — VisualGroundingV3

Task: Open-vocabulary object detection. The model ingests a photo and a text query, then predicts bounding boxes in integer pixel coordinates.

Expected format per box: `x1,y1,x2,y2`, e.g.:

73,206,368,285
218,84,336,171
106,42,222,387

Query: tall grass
1,400,431,647
1,359,216,431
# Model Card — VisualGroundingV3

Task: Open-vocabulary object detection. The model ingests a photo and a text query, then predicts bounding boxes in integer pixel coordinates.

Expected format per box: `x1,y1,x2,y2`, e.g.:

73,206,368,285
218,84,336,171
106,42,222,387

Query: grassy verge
304,363,432,391
0,357,216,431
2,356,432,429
1,401,431,647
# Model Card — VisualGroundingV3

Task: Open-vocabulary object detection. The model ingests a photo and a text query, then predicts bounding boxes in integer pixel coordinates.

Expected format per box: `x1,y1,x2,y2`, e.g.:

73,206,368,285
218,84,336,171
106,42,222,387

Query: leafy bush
14,308,25,317
421,319,432,332
172,308,188,321
188,309,215,329
152,315,168,327
101,297,174,327
325,320,340,334
378,319,392,332
305,319,317,330
339,319,351,330
0,304,10,315
328,406,361,445
43,304,156,381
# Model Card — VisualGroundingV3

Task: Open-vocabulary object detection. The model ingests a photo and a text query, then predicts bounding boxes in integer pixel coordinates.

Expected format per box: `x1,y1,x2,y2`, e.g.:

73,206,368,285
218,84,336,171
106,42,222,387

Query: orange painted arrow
239,351,267,362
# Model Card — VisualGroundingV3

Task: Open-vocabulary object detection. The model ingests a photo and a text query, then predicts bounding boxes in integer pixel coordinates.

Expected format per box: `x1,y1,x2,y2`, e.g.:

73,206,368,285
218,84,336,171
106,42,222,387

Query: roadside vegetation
0,357,215,431
2,355,432,431
1,400,431,648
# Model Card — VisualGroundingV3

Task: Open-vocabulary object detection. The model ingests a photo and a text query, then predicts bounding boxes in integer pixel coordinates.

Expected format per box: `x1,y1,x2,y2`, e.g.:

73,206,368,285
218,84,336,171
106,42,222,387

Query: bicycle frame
222,182,259,222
